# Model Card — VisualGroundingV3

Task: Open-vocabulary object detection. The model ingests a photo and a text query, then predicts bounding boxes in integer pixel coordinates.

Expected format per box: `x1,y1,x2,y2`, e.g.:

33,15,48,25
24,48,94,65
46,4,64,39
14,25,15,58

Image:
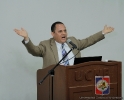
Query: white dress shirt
55,41,74,65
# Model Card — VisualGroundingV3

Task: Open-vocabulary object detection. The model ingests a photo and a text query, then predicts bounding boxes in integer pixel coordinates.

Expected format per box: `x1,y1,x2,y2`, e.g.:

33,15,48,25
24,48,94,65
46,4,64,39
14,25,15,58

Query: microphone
67,39,77,49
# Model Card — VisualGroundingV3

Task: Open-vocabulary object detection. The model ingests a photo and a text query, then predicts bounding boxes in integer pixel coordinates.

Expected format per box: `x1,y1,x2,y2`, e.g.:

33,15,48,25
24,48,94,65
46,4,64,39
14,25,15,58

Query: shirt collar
55,41,68,49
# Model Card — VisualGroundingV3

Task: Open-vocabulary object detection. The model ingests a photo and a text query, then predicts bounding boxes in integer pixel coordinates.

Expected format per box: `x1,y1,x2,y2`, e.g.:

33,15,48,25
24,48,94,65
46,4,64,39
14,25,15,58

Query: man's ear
51,32,54,37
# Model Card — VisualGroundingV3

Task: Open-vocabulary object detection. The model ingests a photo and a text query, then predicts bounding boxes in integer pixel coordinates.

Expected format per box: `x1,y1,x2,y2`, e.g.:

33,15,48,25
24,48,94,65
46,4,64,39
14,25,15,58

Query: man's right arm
14,28,45,57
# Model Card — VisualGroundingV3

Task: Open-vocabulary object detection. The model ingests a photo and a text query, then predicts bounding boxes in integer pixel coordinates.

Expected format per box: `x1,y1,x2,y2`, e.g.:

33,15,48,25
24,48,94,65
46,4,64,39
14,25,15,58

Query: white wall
0,0,123,99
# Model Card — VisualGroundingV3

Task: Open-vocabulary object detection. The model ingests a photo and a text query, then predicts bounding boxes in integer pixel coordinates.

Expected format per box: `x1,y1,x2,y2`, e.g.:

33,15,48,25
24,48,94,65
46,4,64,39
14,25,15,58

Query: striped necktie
62,44,69,66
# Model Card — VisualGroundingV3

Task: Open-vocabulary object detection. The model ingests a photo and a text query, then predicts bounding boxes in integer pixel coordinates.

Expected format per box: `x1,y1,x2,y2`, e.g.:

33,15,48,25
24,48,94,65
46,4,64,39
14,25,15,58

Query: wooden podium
37,61,122,100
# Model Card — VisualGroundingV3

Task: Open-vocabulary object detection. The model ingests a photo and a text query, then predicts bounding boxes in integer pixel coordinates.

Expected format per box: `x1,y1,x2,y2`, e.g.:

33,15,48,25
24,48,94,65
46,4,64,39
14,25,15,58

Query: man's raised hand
102,25,114,34
14,28,29,40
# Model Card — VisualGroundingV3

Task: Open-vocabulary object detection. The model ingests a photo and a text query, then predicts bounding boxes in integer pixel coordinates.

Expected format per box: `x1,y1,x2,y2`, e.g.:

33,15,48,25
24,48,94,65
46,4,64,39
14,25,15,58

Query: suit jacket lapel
50,38,59,63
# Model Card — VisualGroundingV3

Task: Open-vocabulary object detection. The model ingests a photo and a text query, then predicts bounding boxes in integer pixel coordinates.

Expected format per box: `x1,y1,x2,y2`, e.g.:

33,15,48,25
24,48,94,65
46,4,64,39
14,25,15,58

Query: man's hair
51,21,64,32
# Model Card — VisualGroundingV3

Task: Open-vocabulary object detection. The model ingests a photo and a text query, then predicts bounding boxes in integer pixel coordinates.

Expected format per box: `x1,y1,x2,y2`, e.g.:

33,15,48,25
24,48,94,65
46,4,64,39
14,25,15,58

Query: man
14,21,114,68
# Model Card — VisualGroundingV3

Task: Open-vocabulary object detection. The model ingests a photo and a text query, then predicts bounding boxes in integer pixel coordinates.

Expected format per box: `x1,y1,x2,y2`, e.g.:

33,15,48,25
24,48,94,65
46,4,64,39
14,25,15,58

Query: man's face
51,24,67,43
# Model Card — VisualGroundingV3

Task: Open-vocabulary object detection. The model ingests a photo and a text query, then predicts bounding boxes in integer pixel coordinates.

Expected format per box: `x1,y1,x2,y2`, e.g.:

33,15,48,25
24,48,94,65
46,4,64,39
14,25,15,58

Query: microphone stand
39,47,74,100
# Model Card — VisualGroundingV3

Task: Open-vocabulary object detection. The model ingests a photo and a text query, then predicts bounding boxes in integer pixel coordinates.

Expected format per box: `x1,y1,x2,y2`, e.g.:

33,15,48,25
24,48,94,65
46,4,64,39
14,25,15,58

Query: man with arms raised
14,21,114,68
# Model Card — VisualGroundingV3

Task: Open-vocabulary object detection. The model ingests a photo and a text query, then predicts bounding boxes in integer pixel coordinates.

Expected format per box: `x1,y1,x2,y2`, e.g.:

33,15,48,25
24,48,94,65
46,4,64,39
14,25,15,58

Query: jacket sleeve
71,31,105,50
22,39,46,57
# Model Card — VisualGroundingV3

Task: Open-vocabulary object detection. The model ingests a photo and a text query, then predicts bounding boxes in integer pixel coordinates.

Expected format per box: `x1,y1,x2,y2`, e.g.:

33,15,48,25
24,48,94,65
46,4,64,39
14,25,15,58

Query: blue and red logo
95,76,110,95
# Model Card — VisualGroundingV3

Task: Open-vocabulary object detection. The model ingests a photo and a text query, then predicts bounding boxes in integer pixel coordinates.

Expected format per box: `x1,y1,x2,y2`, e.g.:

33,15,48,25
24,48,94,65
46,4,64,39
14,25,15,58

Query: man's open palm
14,28,28,40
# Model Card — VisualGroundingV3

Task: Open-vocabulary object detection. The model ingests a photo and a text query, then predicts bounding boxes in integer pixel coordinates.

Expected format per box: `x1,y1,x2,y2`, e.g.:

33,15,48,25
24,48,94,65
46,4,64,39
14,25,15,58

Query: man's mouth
62,36,66,39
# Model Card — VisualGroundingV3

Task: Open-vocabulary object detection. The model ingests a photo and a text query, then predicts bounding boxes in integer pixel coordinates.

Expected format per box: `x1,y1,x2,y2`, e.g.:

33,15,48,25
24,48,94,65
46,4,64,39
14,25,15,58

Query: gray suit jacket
23,31,104,68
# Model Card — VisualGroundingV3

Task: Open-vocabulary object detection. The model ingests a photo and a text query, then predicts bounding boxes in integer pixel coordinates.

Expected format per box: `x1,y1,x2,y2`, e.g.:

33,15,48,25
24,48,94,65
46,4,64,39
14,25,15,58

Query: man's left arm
77,25,114,50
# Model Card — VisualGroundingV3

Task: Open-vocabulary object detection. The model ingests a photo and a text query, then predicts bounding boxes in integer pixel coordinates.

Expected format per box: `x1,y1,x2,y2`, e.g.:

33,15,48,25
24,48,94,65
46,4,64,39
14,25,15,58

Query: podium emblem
95,76,110,95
